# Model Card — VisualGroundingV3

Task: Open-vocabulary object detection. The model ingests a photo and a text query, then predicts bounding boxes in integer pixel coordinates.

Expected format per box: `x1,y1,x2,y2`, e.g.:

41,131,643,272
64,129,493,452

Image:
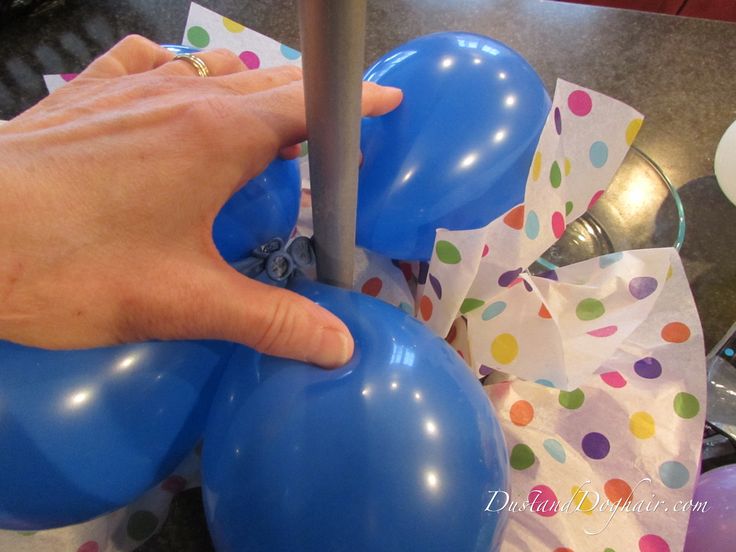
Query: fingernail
312,326,354,369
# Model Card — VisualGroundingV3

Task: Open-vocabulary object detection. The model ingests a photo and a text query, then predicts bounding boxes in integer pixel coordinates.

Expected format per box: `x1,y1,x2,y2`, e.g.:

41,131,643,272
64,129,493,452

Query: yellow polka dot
626,118,643,146
531,151,542,181
571,486,594,515
223,17,245,33
666,265,673,280
491,333,518,365
564,157,572,176
629,411,655,439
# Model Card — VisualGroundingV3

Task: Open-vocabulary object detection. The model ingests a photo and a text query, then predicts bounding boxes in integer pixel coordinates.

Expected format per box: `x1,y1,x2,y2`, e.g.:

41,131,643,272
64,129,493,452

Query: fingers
360,82,404,117
215,64,303,94
117,260,354,369
154,48,248,77
239,80,403,150
80,35,174,79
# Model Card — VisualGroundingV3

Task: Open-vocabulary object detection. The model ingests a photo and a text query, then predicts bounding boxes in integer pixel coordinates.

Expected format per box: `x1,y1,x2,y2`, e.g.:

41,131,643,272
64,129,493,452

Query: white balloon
715,119,736,206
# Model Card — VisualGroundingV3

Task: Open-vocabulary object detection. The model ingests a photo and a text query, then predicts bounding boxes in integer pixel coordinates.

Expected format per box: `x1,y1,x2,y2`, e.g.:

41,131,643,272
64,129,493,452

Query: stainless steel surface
298,0,366,288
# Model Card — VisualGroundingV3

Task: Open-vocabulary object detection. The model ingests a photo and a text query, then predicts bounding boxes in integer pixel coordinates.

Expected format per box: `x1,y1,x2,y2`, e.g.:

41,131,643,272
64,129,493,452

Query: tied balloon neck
232,236,316,284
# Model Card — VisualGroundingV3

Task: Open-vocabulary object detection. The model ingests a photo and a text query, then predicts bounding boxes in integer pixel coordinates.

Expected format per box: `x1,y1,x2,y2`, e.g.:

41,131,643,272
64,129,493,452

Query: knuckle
210,48,244,71
279,65,302,80
253,295,298,356
119,34,155,50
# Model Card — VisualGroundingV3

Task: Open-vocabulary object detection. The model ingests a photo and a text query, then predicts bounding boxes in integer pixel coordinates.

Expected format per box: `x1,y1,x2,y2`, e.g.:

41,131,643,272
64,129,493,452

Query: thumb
121,259,354,369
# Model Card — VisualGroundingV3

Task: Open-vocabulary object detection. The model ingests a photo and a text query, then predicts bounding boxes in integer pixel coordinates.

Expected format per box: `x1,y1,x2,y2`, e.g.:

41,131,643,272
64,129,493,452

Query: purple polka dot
418,261,429,284
61,73,78,82
479,364,493,376
634,357,662,379
537,269,558,281
429,273,442,299
568,90,592,116
629,276,658,300
498,268,523,287
554,107,562,134
239,51,261,69
582,432,610,459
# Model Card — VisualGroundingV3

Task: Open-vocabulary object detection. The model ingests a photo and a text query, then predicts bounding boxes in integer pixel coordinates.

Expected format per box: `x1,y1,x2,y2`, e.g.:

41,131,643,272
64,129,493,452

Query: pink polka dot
61,73,78,82
160,475,187,494
77,542,100,552
482,244,490,257
551,211,566,239
588,189,605,209
639,534,670,552
568,90,592,116
600,371,627,388
239,51,261,69
529,484,558,517
587,325,618,337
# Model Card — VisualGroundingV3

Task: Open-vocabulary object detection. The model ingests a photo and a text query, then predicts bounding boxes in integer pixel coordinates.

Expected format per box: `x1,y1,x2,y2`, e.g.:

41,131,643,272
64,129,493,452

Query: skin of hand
0,35,402,368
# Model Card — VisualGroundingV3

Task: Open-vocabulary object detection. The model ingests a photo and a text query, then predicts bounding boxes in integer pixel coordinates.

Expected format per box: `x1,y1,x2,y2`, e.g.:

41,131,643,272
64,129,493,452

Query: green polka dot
510,444,535,470
674,392,699,419
558,388,585,409
435,240,461,264
17,531,36,536
127,510,159,541
565,200,574,216
460,298,484,314
576,298,605,321
550,161,562,188
299,141,309,157
187,26,210,48
604,548,616,552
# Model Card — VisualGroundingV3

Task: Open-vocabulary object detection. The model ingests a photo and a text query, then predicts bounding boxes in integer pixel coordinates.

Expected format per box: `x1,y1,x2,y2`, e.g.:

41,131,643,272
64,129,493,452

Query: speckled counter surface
1,0,735,550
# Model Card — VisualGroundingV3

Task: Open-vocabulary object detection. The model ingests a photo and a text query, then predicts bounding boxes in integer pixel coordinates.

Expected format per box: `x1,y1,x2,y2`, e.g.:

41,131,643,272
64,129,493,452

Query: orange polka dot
446,324,458,344
538,303,552,319
553,548,574,552
361,277,382,297
661,322,690,343
503,204,525,230
604,478,633,506
510,400,534,426
420,295,433,320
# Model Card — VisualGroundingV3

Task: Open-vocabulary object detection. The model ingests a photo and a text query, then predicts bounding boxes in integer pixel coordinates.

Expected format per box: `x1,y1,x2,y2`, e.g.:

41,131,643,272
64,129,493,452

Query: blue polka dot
535,379,556,388
659,461,689,489
543,438,566,463
280,44,301,60
724,347,735,357
399,302,413,314
525,211,540,240
589,141,609,168
599,251,623,268
481,301,507,321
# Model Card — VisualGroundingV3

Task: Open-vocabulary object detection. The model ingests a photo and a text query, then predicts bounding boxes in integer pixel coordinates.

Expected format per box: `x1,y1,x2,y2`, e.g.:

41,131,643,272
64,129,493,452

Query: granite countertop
1,0,735,550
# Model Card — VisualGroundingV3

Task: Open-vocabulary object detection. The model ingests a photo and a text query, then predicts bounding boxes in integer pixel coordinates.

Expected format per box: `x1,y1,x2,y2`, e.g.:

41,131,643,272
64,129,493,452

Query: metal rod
298,0,366,288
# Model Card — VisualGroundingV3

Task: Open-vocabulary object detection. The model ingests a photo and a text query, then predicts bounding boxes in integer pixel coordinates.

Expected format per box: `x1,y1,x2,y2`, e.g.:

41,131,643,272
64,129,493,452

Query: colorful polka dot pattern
183,3,302,71
479,251,703,552
288,76,700,552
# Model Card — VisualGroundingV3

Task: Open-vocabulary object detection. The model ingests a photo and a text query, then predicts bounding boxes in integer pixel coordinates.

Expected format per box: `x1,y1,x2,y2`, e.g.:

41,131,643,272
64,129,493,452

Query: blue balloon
202,278,508,552
213,158,301,262
0,340,232,530
357,32,551,260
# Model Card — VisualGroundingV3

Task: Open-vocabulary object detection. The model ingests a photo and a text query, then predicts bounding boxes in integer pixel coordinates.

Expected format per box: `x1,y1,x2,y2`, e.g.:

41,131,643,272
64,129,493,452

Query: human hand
0,35,402,368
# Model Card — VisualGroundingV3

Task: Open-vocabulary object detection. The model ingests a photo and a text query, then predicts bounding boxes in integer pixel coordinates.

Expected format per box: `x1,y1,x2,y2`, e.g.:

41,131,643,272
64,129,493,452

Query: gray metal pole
298,0,366,289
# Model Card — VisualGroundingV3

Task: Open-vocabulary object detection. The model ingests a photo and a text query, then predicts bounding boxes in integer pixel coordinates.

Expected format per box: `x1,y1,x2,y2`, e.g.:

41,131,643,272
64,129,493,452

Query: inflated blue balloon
357,32,551,260
202,278,508,552
212,158,301,262
0,340,232,530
